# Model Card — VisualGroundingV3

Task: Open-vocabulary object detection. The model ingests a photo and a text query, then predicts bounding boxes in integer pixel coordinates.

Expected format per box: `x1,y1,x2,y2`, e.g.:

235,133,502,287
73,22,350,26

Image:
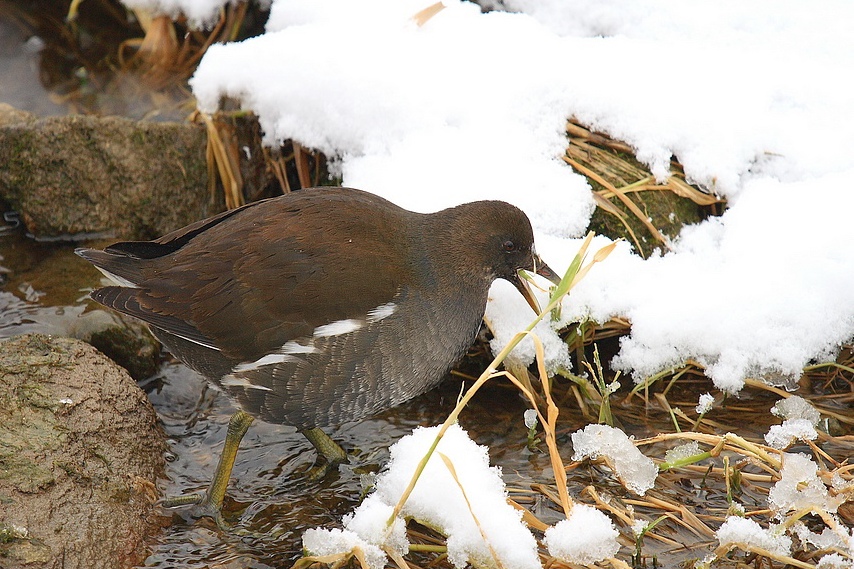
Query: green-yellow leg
302,426,348,480
159,415,348,529
160,410,255,530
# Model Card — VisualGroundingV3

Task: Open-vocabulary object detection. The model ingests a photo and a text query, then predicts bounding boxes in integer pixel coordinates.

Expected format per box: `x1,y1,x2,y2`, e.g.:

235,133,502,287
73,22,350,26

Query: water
0,18,67,117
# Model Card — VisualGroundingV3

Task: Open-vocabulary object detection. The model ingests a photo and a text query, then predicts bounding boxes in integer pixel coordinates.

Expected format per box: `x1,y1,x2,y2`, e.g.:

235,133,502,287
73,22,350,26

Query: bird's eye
502,240,516,252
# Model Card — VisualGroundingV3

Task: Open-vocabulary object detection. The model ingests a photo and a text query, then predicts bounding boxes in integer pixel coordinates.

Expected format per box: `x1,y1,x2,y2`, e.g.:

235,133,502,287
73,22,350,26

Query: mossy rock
0,104,214,241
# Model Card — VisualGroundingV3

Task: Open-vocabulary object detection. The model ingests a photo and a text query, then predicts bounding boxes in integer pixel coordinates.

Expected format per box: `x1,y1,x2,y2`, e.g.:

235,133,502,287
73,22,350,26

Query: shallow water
0,18,67,117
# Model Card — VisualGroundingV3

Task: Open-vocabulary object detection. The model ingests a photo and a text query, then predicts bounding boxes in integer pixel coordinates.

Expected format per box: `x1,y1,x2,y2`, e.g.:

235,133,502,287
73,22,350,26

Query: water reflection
0,18,66,116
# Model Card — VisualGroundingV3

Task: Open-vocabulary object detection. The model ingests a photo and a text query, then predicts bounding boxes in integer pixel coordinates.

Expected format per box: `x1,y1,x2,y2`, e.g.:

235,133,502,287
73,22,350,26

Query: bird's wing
83,189,419,364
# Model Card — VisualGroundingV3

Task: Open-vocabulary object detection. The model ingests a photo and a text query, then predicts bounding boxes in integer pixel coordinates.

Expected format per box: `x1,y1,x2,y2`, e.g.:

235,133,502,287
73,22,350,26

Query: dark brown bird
77,187,560,525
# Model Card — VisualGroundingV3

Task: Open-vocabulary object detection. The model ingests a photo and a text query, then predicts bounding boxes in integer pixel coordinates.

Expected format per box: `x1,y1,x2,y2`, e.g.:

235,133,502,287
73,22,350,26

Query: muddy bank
0,334,166,569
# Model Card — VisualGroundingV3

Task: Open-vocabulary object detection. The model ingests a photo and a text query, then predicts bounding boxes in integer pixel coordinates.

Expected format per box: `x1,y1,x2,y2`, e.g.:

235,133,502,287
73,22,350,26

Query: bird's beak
512,253,562,314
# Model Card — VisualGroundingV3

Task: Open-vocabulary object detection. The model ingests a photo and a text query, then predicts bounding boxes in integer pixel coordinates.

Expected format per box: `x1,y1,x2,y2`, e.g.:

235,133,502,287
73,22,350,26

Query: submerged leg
302,426,348,480
160,410,254,528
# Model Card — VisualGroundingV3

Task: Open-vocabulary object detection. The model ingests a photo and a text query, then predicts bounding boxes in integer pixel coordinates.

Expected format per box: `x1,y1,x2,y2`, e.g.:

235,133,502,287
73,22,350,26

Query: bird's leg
301,427,348,480
159,410,254,530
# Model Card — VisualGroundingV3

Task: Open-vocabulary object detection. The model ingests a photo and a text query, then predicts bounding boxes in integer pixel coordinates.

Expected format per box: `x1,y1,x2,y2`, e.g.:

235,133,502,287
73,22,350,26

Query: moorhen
77,187,560,525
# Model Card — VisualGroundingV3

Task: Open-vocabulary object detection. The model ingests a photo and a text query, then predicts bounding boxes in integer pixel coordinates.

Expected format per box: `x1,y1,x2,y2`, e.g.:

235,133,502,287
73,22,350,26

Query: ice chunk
768,453,843,514
571,424,657,495
771,396,820,425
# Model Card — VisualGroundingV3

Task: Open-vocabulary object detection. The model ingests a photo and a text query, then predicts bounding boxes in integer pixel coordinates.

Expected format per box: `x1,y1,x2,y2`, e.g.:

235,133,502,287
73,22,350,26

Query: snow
631,519,649,537
304,424,540,569
793,523,848,552
716,516,792,558
485,279,572,371
342,499,409,556
570,424,657,495
544,504,620,564
187,0,854,393
764,419,818,450
818,553,854,569
833,472,854,494
302,527,388,569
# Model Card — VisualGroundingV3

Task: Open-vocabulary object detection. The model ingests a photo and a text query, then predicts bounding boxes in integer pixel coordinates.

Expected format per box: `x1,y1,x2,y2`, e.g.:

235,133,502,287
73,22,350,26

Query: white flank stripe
314,319,362,338
231,340,318,374
221,375,273,391
96,267,139,288
174,333,221,351
367,302,397,323
281,340,317,354
233,352,297,373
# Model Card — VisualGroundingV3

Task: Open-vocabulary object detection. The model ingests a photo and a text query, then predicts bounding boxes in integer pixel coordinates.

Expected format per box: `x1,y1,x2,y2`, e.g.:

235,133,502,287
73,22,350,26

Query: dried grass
119,4,249,91
566,118,723,257
198,111,244,209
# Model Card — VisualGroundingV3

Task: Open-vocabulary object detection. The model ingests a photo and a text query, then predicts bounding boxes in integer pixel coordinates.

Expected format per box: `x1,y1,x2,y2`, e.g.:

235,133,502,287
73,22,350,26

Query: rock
0,103,337,241
0,334,166,569
87,315,161,381
0,103,216,241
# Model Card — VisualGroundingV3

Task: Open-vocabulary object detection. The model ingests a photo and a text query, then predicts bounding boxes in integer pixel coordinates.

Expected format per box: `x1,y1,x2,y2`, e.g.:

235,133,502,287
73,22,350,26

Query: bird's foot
158,491,232,532
302,426,350,481
159,491,269,537
306,458,340,482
